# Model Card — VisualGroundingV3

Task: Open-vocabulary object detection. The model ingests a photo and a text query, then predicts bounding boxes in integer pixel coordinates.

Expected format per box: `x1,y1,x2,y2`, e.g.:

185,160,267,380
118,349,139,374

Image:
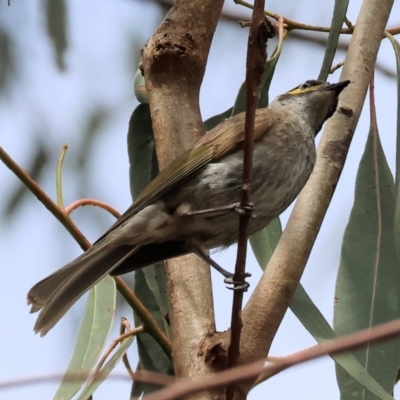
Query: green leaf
231,38,285,116
250,220,393,398
318,0,349,81
44,0,68,70
134,68,149,104
386,34,400,262
291,286,393,400
127,104,158,199
131,268,172,397
0,27,12,90
53,276,116,400
77,108,109,170
249,219,282,269
77,334,135,400
203,107,233,132
334,92,400,399
127,104,172,397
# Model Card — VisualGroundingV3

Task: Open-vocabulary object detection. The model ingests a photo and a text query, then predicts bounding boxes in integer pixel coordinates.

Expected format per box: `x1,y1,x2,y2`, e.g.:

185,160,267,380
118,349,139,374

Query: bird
28,79,350,335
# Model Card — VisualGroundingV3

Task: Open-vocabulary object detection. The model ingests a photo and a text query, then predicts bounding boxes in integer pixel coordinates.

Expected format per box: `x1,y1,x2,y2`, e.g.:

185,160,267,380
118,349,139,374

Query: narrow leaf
53,276,116,400
44,0,68,70
249,219,282,269
231,40,284,116
127,104,172,397
334,85,400,399
386,34,400,262
251,220,392,398
127,104,158,199
77,335,135,400
318,0,349,81
203,107,233,132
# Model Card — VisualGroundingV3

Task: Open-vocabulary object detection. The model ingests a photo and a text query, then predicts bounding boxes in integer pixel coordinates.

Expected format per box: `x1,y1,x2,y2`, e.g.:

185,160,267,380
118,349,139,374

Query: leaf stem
56,143,68,208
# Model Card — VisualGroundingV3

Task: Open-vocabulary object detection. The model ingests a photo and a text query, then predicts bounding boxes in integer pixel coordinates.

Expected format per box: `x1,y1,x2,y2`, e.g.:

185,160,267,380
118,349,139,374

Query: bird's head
276,79,350,135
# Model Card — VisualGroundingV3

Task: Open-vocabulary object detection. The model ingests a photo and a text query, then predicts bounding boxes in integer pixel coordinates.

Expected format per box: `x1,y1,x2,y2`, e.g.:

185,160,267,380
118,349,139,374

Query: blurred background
0,0,399,398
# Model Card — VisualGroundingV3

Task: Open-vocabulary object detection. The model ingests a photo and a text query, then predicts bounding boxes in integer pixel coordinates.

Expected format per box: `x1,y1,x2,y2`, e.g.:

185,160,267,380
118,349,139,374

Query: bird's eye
301,81,312,89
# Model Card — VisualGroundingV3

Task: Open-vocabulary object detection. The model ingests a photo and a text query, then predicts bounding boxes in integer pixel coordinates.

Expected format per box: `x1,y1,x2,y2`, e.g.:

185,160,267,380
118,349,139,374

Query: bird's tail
27,242,139,336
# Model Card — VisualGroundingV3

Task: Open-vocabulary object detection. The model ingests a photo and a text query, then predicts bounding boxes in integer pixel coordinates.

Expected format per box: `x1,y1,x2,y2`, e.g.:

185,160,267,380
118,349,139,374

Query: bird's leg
178,202,255,218
191,247,250,291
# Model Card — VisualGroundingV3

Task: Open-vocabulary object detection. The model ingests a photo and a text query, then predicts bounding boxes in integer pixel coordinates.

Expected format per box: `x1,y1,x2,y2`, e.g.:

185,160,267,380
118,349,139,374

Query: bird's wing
96,109,272,241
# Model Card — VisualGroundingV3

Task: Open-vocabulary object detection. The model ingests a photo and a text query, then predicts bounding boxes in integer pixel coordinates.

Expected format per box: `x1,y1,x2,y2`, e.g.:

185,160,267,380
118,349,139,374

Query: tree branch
141,1,225,398
234,0,394,395
226,1,272,398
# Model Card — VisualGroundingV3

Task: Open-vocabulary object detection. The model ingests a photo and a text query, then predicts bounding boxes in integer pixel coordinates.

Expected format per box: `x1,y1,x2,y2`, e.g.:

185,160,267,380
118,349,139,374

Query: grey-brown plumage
28,79,350,335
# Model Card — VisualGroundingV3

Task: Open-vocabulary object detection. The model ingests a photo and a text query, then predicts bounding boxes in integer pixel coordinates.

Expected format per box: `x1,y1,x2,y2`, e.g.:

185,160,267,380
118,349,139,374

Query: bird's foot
192,247,251,291
224,273,251,292
178,202,256,218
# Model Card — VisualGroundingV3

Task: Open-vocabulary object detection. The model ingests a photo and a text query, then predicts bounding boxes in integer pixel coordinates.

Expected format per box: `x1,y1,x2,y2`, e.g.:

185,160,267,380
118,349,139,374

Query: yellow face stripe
287,85,321,95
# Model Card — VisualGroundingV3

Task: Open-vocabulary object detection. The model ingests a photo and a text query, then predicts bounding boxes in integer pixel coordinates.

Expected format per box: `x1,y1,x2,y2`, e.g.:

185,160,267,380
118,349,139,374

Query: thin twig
56,143,68,208
3,317,400,396
344,15,353,29
330,60,345,74
93,325,144,374
65,198,121,219
234,0,400,35
226,0,269,398
120,318,136,380
0,146,90,251
0,146,171,358
114,278,171,356
0,370,175,391
142,317,400,400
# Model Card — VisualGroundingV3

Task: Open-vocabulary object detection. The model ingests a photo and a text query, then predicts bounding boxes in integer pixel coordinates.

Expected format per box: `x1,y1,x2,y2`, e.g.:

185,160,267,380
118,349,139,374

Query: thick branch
141,1,224,398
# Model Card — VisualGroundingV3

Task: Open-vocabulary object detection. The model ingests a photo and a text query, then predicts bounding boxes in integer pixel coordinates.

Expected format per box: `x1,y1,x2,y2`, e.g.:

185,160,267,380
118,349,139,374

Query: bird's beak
325,80,351,94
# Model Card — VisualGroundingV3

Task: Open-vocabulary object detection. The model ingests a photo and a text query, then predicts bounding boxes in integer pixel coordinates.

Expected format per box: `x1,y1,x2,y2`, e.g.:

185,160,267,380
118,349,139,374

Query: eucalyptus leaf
44,0,68,70
53,277,116,400
386,34,400,262
318,0,349,81
127,104,172,397
77,334,135,400
232,37,285,116
203,107,233,131
334,95,400,399
250,203,392,398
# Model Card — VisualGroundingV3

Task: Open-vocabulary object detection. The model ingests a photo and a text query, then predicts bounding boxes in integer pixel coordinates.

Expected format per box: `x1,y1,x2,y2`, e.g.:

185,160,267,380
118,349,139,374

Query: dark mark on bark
322,128,354,166
338,106,353,118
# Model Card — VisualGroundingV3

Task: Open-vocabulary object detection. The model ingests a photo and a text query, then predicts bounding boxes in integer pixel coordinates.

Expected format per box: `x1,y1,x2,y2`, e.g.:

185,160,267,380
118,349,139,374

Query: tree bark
141,1,225,399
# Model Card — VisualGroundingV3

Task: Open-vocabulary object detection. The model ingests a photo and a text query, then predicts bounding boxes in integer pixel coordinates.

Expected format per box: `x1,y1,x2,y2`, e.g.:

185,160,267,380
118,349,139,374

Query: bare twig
0,146,171,358
149,0,397,81
114,276,172,357
3,317,400,397
0,146,90,251
226,1,271,398
65,198,121,219
93,324,144,375
142,316,400,400
236,0,394,394
330,60,345,74
344,15,353,29
0,370,174,391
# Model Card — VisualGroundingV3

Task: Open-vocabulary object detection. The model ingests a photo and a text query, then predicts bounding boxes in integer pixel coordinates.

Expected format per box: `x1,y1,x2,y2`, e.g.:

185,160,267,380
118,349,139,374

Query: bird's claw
224,273,251,292
232,202,255,218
